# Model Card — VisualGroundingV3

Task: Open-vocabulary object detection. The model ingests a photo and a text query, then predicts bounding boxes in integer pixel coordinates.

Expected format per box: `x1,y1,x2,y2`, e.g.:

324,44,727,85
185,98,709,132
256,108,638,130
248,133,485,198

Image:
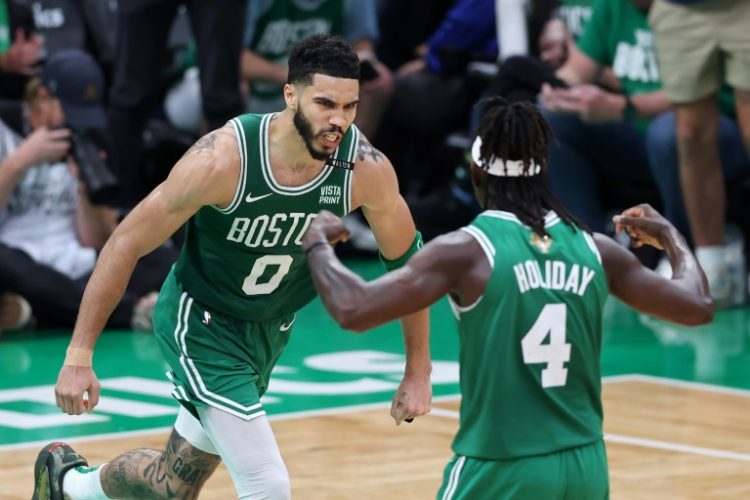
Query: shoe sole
32,441,87,500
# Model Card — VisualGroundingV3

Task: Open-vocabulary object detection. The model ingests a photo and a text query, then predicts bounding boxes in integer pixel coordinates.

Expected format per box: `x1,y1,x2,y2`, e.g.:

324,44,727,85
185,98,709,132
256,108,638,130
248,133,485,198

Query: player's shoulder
421,229,488,265
592,232,619,257
168,125,241,207
352,132,393,176
180,126,239,174
349,131,399,208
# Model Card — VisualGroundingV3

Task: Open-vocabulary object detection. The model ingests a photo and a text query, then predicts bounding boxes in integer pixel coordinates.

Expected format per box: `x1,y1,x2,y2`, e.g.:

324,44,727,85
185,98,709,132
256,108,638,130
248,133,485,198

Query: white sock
62,464,111,500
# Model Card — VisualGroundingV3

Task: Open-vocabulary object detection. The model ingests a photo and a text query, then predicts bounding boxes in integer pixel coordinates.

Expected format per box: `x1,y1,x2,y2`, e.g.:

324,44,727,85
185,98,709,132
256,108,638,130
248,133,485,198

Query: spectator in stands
490,0,624,108
240,0,391,138
376,0,497,197
108,0,247,209
0,0,42,100
539,0,668,237
372,0,497,241
649,0,750,305
375,0,453,73
0,49,175,333
28,0,118,82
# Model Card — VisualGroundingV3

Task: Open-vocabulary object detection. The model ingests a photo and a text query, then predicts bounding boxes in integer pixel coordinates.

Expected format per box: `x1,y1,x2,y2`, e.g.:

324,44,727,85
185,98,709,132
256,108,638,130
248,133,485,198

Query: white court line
430,375,750,463
622,374,750,398
3,374,750,459
604,434,750,462
601,374,643,384
0,393,462,452
428,407,460,419
426,407,750,463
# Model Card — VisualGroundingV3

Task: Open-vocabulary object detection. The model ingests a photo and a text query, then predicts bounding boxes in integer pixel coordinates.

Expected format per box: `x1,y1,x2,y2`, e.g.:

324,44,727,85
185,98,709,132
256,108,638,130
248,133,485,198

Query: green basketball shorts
437,440,608,500
153,271,295,421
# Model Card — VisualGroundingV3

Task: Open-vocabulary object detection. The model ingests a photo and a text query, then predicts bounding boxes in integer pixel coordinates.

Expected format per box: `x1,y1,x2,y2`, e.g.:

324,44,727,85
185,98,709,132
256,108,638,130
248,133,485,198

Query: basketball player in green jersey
33,34,431,500
303,98,713,499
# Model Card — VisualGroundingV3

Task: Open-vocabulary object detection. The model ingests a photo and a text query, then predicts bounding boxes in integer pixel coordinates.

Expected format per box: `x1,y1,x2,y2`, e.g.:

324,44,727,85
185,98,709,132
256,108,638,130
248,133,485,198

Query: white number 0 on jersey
242,254,294,295
521,303,571,388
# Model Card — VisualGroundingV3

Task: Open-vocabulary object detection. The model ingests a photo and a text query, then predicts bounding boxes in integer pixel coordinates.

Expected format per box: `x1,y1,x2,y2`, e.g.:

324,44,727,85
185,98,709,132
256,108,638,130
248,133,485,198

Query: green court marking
1,260,749,447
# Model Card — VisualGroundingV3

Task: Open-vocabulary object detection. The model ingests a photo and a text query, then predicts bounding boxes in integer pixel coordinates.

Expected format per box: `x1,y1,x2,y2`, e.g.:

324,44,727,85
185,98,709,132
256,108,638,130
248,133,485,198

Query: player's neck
269,110,327,171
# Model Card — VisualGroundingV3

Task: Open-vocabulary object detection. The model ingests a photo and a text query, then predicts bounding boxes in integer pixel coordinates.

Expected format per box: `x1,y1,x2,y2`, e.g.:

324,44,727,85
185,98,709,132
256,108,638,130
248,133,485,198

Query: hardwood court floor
3,376,749,499
2,260,750,499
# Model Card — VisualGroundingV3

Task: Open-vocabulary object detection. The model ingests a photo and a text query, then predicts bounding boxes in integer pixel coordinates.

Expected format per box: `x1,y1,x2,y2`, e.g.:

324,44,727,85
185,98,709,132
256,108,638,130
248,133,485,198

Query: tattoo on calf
358,138,384,163
102,430,220,500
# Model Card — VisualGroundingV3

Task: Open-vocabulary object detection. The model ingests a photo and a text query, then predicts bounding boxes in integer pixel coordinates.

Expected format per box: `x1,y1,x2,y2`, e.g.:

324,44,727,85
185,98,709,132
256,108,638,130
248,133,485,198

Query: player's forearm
660,227,712,310
68,234,139,350
307,243,372,331
400,310,431,376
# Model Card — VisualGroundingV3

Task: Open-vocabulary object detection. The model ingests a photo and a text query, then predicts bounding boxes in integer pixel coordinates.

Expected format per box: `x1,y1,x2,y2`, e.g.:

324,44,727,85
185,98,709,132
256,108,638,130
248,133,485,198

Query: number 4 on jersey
521,303,571,388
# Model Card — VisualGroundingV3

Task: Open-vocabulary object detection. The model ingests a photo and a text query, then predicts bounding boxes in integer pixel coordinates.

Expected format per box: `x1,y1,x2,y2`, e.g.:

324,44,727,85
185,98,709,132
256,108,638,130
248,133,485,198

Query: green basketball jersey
173,113,359,321
249,0,345,100
451,210,608,461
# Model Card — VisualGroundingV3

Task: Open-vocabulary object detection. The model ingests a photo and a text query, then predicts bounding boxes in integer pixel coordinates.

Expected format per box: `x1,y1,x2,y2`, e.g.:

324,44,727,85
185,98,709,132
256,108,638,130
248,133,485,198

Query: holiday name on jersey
513,260,596,296
226,212,316,248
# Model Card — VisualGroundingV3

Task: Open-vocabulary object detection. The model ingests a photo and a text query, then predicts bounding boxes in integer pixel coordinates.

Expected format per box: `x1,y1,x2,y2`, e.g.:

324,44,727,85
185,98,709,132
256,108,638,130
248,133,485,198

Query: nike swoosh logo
245,192,273,203
280,315,296,332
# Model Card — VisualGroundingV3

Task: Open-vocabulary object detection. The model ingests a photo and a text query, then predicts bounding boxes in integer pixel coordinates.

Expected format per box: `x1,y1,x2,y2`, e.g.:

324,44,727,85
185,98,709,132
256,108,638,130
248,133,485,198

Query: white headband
471,136,541,177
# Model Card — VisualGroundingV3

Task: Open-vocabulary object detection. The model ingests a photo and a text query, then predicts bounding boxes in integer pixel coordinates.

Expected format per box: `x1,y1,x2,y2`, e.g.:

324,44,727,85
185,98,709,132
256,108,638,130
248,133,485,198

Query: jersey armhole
343,125,360,214
211,118,248,214
460,226,495,268
582,232,602,264
449,226,495,318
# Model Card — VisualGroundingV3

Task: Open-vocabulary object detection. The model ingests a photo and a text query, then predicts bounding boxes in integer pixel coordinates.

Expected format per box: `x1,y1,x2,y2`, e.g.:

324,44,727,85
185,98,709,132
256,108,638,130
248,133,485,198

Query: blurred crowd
0,0,748,334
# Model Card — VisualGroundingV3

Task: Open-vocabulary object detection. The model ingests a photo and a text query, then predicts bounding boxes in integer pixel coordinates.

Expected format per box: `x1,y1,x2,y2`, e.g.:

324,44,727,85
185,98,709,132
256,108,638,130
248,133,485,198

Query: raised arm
347,137,432,423
304,211,481,331
597,204,713,326
56,126,240,415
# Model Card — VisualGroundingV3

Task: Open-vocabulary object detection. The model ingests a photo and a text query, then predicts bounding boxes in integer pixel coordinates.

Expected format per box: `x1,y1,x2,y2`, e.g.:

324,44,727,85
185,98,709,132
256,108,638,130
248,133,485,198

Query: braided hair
474,97,586,236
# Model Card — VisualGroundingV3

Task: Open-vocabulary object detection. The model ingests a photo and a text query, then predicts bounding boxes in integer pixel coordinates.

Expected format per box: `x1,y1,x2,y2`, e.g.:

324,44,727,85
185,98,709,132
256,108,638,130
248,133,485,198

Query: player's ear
284,83,297,110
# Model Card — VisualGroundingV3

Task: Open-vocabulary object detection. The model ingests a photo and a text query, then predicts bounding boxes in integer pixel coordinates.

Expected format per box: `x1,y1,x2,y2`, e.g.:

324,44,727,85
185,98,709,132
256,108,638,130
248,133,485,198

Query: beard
293,107,344,161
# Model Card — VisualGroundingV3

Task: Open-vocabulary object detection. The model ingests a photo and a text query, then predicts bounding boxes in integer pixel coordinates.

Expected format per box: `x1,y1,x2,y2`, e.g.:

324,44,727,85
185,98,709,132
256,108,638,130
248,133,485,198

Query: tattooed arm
101,428,221,499
55,126,240,416
349,136,432,424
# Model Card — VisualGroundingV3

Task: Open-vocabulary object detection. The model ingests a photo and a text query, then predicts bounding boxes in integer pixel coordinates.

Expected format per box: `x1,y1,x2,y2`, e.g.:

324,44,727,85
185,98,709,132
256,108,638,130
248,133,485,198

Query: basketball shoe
32,441,88,500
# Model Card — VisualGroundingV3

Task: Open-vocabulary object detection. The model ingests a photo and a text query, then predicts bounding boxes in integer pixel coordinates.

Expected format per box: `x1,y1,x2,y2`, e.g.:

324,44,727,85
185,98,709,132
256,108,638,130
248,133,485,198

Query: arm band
304,240,329,255
379,231,424,271
64,347,93,367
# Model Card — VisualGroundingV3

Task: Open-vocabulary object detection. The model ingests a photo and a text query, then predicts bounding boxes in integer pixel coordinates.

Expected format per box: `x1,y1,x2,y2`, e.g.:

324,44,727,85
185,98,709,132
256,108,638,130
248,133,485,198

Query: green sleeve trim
379,231,424,271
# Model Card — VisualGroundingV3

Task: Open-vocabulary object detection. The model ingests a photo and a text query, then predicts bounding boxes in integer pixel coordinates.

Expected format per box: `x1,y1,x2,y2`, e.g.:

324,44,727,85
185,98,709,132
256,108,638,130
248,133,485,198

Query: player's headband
471,136,541,177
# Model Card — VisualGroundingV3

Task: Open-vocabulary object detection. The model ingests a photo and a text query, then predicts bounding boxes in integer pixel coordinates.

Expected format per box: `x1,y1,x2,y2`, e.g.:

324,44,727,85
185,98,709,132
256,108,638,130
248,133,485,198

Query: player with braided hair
304,98,713,499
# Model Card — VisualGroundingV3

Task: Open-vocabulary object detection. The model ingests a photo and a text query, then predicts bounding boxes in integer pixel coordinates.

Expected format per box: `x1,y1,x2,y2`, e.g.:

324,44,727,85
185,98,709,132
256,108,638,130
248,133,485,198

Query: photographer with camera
0,49,176,333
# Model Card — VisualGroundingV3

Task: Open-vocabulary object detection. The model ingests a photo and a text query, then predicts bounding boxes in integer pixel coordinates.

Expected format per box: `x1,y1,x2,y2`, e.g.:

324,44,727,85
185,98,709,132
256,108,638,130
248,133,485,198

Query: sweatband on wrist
304,240,329,255
64,347,93,367
379,231,424,271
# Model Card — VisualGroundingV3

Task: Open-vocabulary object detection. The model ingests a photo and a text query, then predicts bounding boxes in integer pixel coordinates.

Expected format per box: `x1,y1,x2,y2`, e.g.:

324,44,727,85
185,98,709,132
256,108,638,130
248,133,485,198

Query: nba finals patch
530,233,552,254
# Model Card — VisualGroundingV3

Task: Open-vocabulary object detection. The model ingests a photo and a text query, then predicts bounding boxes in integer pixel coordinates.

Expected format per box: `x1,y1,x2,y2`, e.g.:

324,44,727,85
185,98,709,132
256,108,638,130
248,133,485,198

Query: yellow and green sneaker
32,441,88,500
